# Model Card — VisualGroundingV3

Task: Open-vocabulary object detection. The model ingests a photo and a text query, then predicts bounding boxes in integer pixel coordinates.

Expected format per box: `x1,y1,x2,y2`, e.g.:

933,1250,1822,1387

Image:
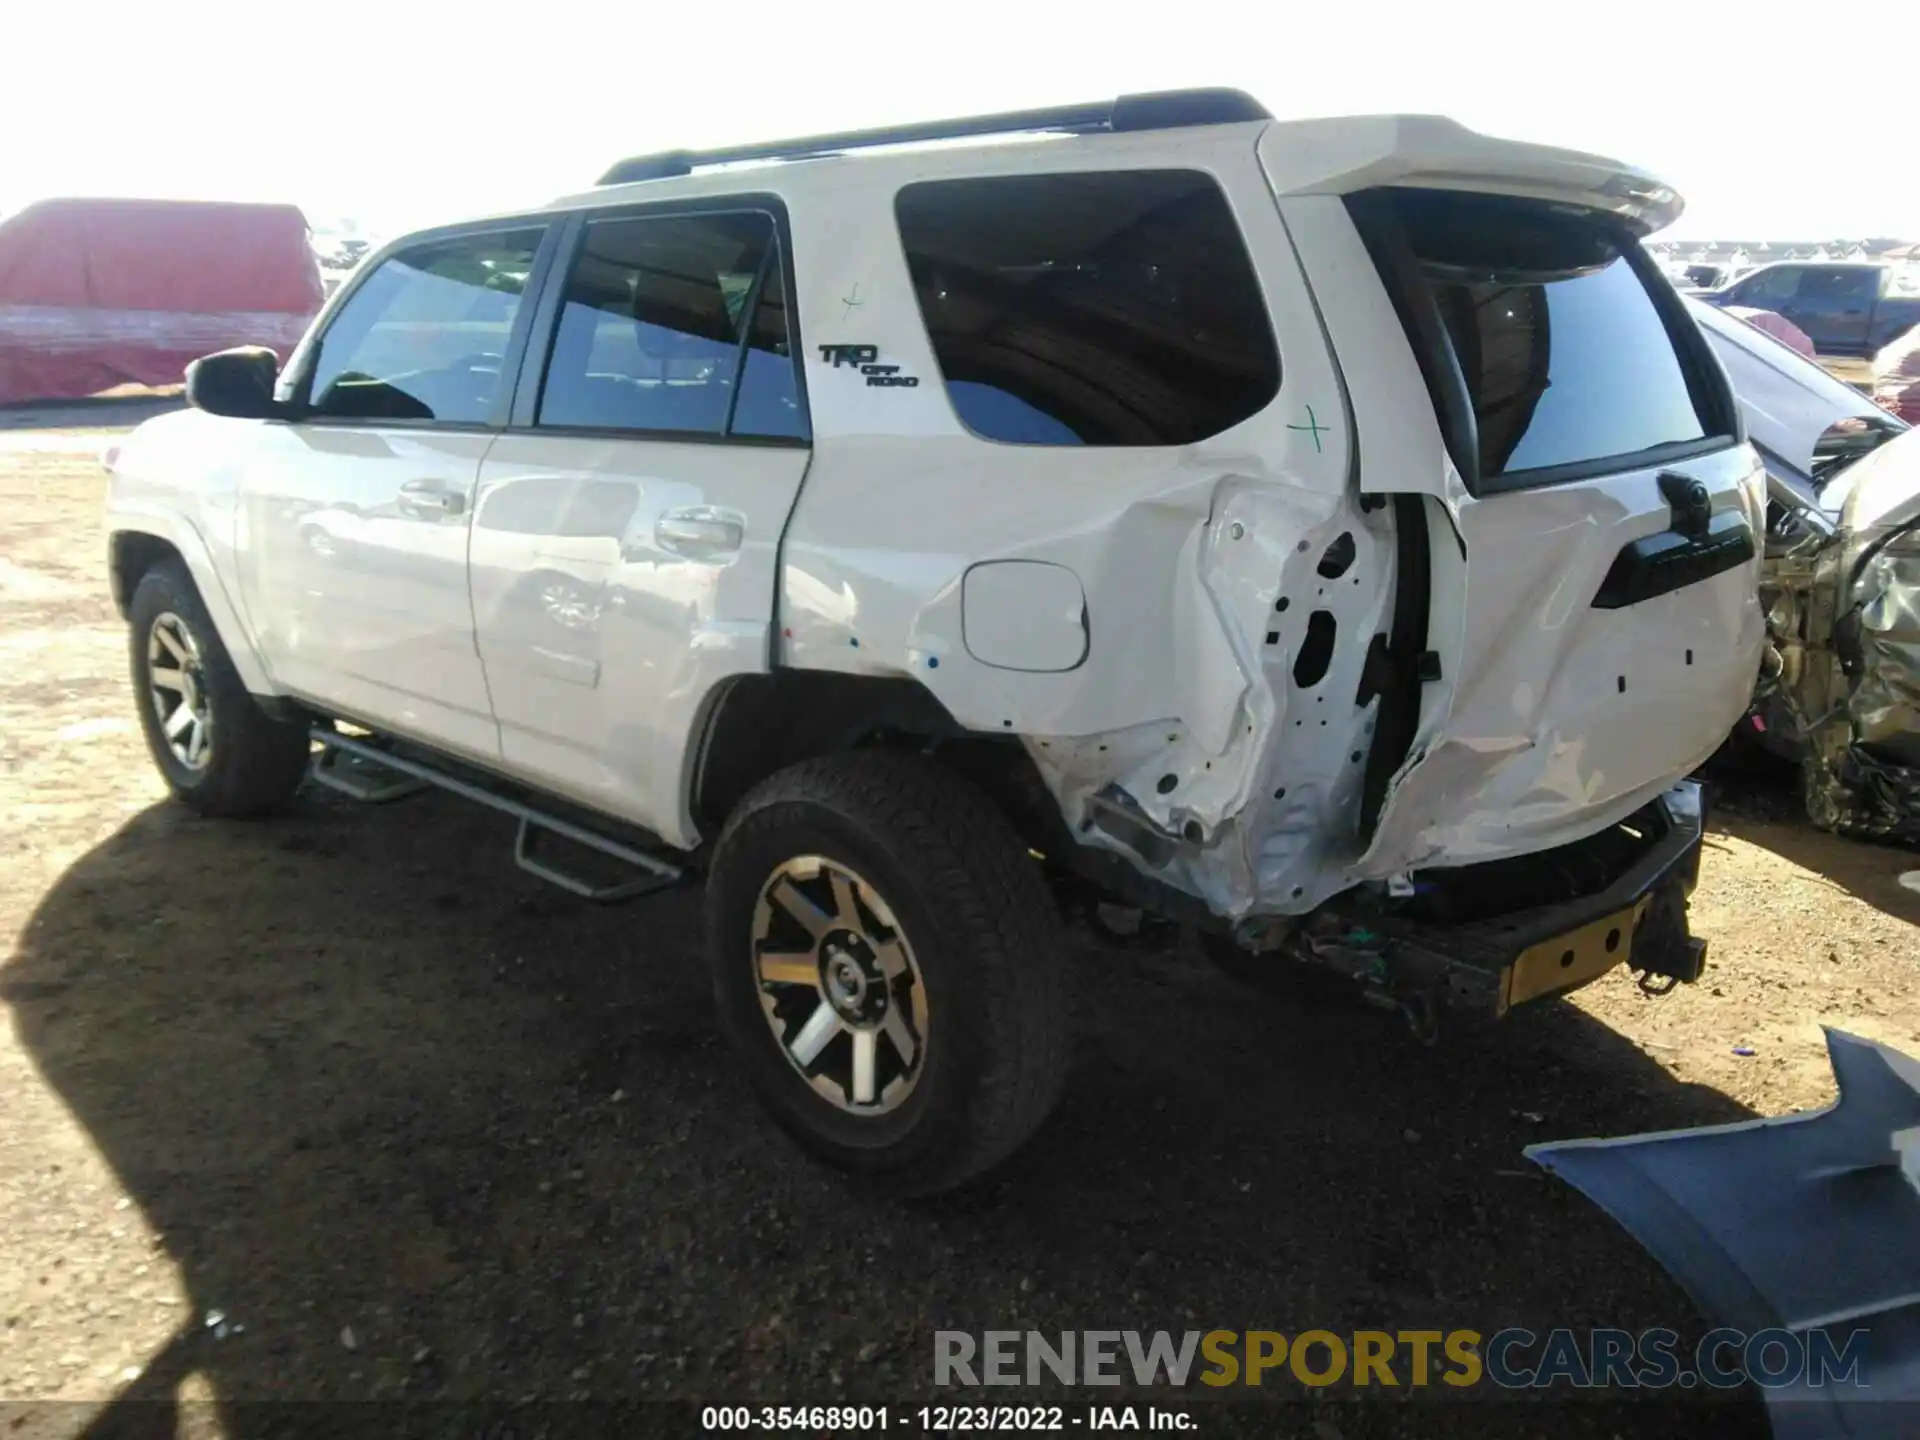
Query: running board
309,741,430,803
308,728,684,903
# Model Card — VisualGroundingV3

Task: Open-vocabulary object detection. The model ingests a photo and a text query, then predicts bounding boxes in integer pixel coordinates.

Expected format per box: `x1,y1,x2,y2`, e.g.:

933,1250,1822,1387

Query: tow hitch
1212,784,1710,1040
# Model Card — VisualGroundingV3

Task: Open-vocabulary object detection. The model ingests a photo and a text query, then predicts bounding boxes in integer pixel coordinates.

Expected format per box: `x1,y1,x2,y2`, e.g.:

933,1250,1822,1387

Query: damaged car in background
1690,298,1918,837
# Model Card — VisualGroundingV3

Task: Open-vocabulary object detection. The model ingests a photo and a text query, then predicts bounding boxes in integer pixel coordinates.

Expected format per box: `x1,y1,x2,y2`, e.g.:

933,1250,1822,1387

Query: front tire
706,751,1069,1195
128,559,311,817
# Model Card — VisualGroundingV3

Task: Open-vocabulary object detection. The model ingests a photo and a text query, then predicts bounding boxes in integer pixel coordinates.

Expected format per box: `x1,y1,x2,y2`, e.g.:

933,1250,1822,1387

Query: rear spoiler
1258,114,1682,235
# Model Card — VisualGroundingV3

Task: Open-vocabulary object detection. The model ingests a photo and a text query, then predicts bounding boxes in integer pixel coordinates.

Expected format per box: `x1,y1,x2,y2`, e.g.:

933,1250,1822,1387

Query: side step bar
308,728,683,903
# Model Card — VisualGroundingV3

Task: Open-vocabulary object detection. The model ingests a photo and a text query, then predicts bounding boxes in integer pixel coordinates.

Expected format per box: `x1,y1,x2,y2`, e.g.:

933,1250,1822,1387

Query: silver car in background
1688,298,1920,836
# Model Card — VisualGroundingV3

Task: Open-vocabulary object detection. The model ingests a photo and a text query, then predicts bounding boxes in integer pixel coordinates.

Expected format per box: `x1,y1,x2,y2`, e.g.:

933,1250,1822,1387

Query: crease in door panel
464,438,506,754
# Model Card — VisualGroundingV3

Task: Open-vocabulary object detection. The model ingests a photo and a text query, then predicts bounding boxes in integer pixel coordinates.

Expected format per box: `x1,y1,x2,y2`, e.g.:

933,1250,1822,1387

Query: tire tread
129,559,309,818
710,750,1069,1193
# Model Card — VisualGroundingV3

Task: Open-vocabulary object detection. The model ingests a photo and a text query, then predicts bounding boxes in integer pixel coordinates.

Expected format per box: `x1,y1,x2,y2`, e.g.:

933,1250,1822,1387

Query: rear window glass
1377,190,1717,481
895,171,1280,447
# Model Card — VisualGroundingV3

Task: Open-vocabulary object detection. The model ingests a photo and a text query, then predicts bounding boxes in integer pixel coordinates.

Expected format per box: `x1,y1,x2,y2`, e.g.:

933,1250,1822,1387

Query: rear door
1274,180,1763,877
468,202,810,847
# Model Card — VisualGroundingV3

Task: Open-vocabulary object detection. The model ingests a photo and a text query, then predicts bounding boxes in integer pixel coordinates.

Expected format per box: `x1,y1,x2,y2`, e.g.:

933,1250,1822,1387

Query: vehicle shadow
2,789,1769,1438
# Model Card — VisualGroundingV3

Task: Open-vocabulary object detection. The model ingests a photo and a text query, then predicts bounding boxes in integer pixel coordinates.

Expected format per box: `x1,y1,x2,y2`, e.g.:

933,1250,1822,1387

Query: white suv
105,90,1765,1193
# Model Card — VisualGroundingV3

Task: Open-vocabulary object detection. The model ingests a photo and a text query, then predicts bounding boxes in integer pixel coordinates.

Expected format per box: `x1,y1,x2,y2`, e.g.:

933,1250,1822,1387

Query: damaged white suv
105,89,1765,1192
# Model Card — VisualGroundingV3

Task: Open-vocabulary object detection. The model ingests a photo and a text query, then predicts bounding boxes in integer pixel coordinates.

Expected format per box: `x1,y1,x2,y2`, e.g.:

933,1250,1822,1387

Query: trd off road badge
818,344,920,388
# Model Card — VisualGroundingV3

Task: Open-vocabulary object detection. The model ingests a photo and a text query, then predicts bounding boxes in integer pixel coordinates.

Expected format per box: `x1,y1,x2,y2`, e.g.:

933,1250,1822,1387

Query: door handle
656,509,744,556
398,480,466,517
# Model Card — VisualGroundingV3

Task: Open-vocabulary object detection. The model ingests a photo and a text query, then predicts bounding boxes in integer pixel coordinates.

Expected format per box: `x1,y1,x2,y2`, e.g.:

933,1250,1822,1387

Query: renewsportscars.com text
934,1327,1869,1391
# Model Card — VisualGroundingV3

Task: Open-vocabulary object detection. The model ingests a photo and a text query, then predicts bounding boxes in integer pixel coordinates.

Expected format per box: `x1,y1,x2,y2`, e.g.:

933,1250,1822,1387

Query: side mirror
184,347,283,420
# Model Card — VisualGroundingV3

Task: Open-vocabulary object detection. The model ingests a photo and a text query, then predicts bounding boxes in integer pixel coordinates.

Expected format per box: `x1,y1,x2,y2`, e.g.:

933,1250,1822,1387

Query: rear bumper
1311,782,1709,1018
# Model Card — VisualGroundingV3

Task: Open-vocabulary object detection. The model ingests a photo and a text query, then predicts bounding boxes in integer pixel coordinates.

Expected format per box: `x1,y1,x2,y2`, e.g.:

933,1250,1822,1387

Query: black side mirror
184,346,283,420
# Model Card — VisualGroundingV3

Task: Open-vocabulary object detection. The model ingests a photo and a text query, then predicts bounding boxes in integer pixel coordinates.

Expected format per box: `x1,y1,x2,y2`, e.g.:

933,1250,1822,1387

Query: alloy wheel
147,612,212,770
751,855,929,1113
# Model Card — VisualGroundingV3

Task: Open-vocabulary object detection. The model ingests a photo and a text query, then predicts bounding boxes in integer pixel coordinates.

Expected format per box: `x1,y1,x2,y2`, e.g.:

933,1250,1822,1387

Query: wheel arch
690,671,955,834
688,671,1061,848
108,514,276,697
686,668,1218,924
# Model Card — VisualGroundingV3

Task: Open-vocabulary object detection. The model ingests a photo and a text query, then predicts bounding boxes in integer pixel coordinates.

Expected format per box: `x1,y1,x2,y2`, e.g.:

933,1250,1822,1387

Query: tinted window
895,171,1280,446
538,211,804,440
1380,189,1715,480
1801,268,1878,303
307,230,543,423
1740,266,1801,306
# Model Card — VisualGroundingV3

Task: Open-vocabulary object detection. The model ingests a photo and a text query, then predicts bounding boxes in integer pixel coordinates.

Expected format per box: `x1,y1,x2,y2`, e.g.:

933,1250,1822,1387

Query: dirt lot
3,409,1918,1437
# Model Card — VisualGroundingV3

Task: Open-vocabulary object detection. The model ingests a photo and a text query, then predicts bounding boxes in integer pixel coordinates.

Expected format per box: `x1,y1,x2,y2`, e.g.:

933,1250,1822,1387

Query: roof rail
595,88,1271,186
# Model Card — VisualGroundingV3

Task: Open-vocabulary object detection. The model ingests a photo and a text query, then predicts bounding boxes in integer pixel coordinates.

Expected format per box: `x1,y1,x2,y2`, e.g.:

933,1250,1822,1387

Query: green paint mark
1287,403,1330,453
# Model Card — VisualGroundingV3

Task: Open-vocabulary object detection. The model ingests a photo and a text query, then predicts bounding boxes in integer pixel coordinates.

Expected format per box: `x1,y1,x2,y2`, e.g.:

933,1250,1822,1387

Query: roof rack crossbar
596,88,1270,186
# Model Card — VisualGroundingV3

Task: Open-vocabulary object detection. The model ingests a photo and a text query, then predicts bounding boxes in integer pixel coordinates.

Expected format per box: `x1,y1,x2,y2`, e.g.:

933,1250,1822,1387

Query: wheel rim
147,612,212,771
751,855,929,1114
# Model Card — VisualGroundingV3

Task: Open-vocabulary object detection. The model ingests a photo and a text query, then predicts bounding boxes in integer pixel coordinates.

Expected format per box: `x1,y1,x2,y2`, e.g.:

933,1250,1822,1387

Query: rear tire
705,751,1069,1195
128,559,310,817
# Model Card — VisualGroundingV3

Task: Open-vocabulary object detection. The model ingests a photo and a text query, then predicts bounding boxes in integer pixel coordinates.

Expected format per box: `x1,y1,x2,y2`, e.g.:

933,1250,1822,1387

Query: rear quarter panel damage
774,134,1398,919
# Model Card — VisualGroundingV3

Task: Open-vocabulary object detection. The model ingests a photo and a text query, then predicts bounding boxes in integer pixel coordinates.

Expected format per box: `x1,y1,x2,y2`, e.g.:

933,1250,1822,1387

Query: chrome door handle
656,510,744,556
398,480,466,517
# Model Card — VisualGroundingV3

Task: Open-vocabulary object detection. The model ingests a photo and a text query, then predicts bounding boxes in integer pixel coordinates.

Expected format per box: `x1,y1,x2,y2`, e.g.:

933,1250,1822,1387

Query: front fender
107,500,276,698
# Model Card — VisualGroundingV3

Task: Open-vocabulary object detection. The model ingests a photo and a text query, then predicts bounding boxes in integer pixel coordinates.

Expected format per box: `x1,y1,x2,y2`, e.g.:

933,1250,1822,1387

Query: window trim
891,167,1284,450
286,217,563,432
511,194,811,448
1347,190,1740,497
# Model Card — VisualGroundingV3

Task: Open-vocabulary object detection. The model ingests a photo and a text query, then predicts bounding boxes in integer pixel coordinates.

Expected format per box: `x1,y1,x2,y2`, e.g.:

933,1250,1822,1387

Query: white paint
961,562,1087,673
104,110,1763,919
468,435,808,850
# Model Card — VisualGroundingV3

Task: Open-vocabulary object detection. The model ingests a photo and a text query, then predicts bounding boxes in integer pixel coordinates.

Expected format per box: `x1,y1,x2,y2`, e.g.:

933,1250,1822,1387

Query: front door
1729,264,1805,327
469,207,811,844
237,224,550,758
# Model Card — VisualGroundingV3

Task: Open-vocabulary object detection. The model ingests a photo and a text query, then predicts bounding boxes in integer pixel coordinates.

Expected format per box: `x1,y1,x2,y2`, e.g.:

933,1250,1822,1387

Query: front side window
1739,266,1802,307
306,229,544,424
537,211,805,440
1364,189,1720,484
895,170,1281,447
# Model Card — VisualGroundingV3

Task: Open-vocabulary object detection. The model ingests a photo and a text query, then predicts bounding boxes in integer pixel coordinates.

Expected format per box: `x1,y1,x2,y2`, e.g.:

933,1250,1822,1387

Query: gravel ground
3,410,1917,1437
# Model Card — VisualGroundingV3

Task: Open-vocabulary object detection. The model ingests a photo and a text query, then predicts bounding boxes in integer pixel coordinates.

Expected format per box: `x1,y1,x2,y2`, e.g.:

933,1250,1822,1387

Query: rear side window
895,171,1280,446
1353,190,1727,489
1800,267,1879,304
537,211,805,441
306,229,543,424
